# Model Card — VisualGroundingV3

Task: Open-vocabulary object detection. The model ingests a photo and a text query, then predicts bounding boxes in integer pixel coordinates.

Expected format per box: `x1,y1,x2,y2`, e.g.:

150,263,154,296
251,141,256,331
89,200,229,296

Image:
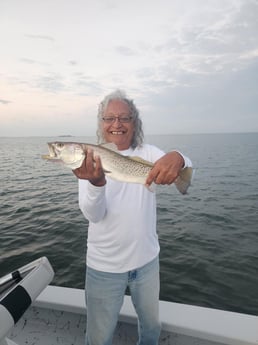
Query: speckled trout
42,142,192,194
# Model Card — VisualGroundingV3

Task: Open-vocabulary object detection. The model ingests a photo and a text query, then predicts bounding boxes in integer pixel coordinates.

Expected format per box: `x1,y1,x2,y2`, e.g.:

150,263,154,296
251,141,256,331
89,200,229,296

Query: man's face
101,100,135,150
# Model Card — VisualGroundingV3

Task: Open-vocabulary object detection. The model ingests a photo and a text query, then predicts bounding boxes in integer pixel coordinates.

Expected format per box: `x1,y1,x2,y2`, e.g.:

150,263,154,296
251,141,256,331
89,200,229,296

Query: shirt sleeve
176,151,193,169
78,179,106,223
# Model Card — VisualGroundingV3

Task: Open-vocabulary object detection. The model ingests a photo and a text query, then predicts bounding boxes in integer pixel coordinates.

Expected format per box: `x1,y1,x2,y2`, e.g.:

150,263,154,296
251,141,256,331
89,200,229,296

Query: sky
0,0,258,137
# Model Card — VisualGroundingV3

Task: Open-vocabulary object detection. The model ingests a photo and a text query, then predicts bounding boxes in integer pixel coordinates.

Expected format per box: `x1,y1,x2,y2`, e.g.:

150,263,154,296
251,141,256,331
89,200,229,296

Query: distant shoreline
0,132,258,139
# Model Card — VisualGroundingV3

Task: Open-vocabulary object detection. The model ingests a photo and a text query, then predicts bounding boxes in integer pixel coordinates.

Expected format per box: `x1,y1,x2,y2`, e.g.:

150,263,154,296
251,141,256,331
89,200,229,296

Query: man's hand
145,151,184,187
72,149,106,187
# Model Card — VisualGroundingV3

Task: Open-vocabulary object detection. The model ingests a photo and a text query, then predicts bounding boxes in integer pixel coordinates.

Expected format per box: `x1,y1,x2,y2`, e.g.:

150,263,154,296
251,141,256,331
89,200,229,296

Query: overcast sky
0,0,258,137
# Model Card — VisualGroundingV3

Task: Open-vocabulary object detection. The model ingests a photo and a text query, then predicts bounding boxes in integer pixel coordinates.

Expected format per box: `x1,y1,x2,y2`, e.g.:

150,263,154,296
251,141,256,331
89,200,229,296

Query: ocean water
0,133,258,316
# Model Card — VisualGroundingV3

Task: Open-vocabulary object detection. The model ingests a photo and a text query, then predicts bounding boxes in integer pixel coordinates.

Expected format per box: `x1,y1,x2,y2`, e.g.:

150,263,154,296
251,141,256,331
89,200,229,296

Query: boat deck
8,305,221,345
5,285,258,345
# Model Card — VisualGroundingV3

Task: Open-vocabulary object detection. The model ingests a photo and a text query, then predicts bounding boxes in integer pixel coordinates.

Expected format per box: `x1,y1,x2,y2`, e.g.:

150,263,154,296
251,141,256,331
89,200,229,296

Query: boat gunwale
33,285,258,345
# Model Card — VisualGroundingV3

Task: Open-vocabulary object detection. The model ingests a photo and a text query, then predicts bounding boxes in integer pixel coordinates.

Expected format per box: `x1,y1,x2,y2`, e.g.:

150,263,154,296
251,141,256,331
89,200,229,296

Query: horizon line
0,131,258,139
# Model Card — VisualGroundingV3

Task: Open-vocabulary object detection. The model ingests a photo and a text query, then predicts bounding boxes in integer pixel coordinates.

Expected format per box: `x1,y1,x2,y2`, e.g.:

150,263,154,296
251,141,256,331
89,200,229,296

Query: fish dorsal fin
100,142,119,152
99,143,153,167
128,156,154,167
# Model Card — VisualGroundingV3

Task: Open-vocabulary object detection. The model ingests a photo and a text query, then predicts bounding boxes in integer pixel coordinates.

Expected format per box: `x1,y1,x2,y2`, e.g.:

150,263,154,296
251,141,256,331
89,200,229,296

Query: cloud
35,74,66,93
153,0,258,78
0,99,12,105
74,75,103,96
115,46,137,56
20,58,50,68
24,34,55,42
68,60,78,66
140,57,258,134
20,58,38,65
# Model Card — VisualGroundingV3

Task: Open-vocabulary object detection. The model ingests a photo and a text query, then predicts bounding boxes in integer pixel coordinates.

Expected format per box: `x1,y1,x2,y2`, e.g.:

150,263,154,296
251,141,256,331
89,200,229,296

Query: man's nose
112,118,123,125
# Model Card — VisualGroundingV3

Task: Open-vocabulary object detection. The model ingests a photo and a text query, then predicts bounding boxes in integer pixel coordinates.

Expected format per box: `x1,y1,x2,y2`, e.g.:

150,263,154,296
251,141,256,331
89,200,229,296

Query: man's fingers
146,164,180,186
146,168,158,186
73,150,105,185
86,149,94,169
94,154,100,166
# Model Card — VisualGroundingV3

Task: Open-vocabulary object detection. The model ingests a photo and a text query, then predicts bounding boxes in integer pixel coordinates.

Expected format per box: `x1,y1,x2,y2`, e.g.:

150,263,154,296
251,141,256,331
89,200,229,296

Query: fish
42,142,192,194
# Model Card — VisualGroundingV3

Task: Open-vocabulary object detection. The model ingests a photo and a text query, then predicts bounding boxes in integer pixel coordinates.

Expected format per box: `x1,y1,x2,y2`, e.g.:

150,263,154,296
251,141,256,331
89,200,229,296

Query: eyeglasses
102,116,133,124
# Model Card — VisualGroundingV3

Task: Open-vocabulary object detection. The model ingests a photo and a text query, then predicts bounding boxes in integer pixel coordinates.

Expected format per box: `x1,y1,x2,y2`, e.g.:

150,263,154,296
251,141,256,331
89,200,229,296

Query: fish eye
56,143,64,149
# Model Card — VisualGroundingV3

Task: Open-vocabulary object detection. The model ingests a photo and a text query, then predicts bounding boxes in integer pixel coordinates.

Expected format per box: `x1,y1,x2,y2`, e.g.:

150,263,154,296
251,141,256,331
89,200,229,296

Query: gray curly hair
96,90,144,149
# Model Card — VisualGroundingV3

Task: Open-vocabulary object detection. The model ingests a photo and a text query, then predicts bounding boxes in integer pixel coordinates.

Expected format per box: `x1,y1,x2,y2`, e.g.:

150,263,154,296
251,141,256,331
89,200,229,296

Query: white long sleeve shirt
78,144,192,273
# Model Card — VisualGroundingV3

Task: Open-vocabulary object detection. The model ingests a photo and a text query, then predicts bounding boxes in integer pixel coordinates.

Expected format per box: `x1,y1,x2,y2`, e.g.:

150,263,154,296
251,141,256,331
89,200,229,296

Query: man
73,90,192,345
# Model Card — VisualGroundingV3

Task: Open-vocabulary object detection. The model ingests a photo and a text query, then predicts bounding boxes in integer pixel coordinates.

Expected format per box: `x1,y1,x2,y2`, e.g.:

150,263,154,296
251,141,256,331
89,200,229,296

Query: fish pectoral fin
103,169,112,174
129,156,154,167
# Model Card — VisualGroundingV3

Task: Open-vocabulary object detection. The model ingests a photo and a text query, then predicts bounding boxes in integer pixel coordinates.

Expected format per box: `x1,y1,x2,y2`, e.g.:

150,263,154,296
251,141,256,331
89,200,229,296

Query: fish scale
81,143,153,182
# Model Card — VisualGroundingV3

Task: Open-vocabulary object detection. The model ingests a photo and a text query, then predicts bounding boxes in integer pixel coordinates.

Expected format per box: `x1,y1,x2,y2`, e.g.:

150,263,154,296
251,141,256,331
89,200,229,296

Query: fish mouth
48,143,58,157
42,143,57,160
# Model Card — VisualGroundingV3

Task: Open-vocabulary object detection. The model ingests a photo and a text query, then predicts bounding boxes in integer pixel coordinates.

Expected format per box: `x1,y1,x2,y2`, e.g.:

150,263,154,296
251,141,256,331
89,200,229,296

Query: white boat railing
0,257,54,343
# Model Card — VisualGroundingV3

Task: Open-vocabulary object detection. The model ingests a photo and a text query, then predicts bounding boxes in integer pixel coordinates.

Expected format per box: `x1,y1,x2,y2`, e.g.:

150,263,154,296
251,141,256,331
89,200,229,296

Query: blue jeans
85,256,161,345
